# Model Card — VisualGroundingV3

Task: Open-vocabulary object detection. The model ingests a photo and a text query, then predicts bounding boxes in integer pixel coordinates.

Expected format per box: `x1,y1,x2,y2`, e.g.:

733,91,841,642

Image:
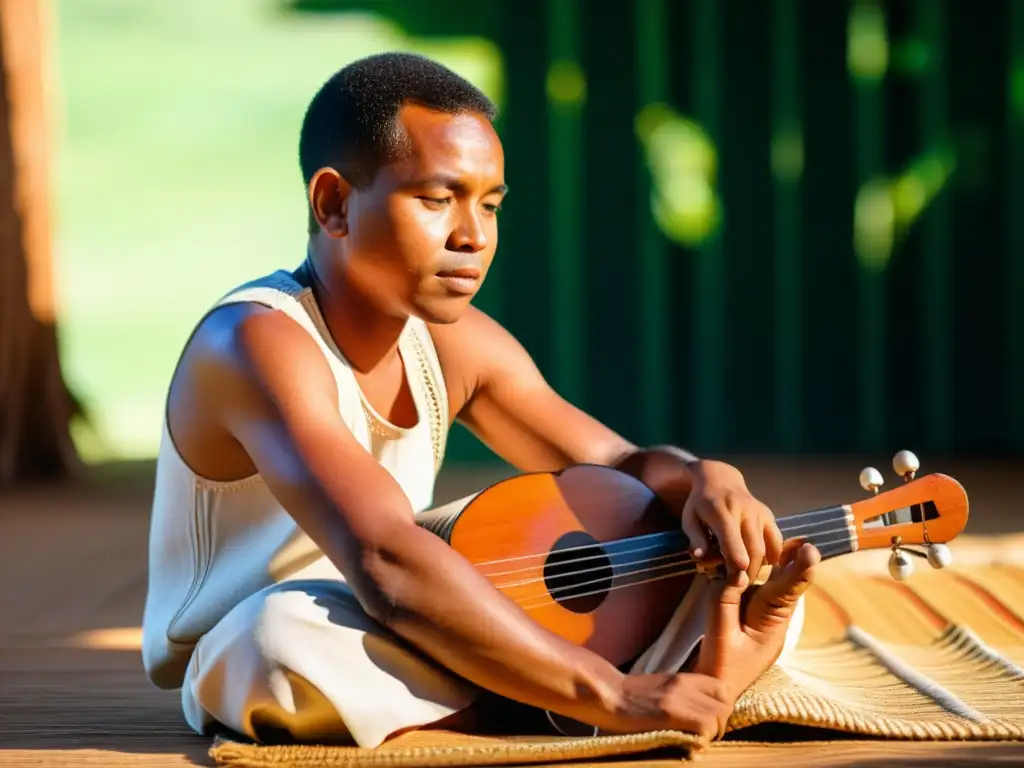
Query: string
470,504,845,573
475,531,677,572
482,512,852,585
486,540,675,579
525,529,854,605
512,536,856,614
496,550,685,590
511,531,856,612
513,553,692,604
512,531,853,606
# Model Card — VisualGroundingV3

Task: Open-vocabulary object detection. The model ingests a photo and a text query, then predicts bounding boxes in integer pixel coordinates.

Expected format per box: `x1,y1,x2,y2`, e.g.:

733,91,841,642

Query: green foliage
55,0,502,459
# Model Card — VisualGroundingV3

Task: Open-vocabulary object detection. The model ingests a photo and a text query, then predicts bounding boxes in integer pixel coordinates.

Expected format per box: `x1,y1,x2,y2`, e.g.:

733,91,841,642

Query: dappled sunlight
847,0,889,82
546,60,586,106
61,626,143,651
854,149,956,271
771,125,804,184
635,102,721,248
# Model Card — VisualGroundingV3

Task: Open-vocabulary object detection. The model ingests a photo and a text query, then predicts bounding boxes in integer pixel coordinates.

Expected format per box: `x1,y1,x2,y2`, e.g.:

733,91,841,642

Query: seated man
141,51,818,749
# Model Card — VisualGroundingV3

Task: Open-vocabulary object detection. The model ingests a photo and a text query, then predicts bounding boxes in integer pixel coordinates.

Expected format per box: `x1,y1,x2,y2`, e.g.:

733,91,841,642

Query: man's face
337,104,506,324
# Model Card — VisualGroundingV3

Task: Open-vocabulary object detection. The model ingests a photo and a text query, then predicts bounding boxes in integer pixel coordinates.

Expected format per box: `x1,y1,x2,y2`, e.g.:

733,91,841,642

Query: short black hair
299,52,498,233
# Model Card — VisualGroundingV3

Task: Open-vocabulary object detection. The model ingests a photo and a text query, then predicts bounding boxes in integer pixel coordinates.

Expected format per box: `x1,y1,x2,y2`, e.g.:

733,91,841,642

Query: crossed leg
181,578,480,748
180,572,806,748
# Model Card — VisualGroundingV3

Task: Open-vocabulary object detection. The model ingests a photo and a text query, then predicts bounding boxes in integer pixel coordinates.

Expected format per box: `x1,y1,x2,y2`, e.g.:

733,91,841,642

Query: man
141,52,819,748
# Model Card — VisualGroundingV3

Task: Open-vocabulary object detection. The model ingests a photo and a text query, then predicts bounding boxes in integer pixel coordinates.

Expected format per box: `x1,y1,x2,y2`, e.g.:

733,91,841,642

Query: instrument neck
604,502,857,577
776,503,856,559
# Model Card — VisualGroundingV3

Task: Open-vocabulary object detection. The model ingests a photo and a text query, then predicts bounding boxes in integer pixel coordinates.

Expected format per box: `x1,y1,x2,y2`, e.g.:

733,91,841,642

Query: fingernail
693,548,704,559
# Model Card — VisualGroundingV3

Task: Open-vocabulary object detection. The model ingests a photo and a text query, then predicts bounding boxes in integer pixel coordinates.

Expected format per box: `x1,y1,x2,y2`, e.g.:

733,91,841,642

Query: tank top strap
213,270,323,342
212,266,450,475
211,269,367,435
400,317,450,474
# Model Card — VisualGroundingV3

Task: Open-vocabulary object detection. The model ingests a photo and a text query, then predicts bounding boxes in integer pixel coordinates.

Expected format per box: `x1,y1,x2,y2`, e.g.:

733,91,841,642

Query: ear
308,168,351,238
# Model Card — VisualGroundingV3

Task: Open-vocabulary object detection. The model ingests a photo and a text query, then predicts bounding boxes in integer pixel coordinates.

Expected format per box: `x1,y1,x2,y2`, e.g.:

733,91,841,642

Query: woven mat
210,534,1024,767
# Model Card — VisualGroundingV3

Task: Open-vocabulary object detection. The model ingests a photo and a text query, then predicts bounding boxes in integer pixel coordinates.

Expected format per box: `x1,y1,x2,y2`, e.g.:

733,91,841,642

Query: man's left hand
681,460,783,587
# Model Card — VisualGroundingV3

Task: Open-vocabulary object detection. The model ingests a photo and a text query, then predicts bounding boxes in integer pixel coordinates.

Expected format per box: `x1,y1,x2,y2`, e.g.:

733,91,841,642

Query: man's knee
184,582,355,735
248,580,368,668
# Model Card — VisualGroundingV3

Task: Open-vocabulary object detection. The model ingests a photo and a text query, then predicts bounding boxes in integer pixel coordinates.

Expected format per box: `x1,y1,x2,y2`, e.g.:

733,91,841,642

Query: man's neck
303,248,407,375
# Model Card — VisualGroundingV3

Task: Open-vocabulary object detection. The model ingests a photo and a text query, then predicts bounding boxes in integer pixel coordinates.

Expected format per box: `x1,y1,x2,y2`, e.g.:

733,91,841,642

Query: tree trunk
0,0,83,488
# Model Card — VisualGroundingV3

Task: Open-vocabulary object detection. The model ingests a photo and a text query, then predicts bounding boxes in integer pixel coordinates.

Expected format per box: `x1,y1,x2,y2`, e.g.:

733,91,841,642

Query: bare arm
434,307,701,507
192,304,724,733
434,307,782,579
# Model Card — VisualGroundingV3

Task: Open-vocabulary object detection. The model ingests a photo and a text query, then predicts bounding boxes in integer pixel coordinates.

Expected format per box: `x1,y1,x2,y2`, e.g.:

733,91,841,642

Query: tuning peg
888,548,914,581
859,466,884,494
892,450,920,482
887,535,920,581
926,543,952,569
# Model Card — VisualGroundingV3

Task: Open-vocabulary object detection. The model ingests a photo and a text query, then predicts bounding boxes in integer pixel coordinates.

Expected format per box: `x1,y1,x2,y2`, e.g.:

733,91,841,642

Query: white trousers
181,576,805,748
182,579,479,748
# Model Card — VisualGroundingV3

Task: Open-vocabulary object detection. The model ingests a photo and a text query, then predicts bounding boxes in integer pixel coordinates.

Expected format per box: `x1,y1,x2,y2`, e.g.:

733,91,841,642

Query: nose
447,210,488,253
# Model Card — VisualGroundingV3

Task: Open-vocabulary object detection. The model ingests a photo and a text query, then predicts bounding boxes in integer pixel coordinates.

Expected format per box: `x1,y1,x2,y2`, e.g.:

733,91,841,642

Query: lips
437,267,481,280
436,266,481,295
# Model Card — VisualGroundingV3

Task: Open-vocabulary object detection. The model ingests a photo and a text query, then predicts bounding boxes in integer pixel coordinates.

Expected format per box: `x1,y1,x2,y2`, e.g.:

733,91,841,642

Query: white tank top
141,267,450,690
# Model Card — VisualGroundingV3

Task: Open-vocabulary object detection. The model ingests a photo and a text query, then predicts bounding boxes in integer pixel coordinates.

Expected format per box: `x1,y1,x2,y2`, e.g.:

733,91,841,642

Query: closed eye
418,196,453,208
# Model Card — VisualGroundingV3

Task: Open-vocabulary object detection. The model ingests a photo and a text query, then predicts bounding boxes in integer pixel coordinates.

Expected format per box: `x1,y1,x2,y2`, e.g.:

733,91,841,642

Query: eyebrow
412,174,508,196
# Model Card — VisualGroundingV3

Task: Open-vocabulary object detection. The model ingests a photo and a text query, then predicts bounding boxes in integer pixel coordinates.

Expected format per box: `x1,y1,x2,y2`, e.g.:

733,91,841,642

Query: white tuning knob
892,450,920,480
859,466,884,493
926,543,952,569
888,549,914,581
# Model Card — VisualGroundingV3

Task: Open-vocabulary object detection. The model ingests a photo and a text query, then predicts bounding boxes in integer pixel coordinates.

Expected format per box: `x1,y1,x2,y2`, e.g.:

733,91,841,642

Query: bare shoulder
167,302,338,481
429,304,527,358
427,305,545,418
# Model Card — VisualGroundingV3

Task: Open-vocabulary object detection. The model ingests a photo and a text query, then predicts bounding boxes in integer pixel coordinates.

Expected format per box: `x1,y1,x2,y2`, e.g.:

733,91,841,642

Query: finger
691,710,721,743
792,541,821,574
740,513,765,585
774,537,807,572
681,500,711,559
748,543,819,631
706,500,749,582
691,679,734,741
695,693,732,741
763,512,784,567
779,542,820,595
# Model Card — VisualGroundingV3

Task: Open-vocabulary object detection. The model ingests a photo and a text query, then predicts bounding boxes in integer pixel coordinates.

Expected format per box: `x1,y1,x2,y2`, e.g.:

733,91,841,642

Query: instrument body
424,464,689,666
421,462,970,669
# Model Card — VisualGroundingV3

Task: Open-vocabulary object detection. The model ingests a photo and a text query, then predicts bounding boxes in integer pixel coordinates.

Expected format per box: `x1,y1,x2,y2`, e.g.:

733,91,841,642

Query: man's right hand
602,672,733,741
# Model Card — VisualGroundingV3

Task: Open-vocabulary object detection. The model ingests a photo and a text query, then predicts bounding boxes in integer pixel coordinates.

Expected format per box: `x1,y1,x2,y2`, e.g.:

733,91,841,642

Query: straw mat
210,534,1024,767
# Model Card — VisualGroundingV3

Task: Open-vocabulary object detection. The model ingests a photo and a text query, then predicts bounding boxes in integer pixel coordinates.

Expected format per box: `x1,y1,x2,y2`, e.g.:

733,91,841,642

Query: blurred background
1,0,1022,490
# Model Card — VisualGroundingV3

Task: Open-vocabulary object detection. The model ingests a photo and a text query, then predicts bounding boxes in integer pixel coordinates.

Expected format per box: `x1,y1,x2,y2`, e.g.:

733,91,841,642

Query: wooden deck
2,457,1023,767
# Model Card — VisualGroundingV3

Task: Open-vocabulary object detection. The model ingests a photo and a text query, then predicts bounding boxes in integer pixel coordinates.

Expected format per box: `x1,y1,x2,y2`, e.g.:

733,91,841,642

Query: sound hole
543,531,613,614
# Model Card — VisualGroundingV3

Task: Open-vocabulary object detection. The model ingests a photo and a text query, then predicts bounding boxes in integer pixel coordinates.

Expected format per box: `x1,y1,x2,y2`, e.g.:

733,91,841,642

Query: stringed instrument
418,450,969,669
